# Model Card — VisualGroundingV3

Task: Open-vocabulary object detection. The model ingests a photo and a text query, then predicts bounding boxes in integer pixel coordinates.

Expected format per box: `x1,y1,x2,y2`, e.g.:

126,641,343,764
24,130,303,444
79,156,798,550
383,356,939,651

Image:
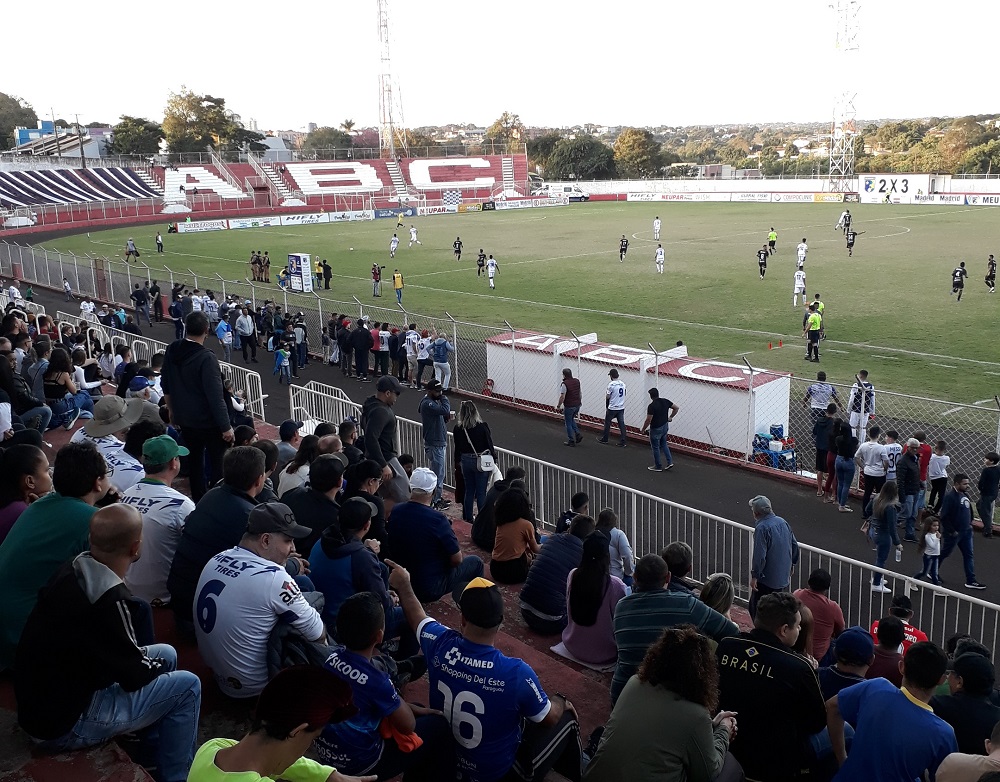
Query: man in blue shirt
827,641,957,781
387,565,583,782
385,471,483,603
316,592,452,780
748,495,800,618
938,473,987,590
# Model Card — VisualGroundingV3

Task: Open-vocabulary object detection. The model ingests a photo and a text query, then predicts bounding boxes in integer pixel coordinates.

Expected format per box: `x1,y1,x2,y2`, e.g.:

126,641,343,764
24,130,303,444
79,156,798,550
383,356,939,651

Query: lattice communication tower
377,0,408,159
828,0,860,193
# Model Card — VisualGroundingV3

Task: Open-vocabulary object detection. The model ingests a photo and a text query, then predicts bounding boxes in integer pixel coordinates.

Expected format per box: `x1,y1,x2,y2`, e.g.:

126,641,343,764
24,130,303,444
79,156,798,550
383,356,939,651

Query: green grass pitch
44,201,1000,402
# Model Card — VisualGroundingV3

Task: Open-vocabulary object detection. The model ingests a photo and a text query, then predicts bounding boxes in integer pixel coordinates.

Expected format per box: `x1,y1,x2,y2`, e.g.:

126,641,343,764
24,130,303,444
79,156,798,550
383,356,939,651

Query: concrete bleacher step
132,169,163,196
262,164,292,198
385,160,409,199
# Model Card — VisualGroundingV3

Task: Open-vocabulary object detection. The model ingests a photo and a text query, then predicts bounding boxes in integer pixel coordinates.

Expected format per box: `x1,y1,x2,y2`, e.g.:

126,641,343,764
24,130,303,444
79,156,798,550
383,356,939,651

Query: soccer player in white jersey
653,216,662,240
486,255,499,289
654,244,665,274
836,209,851,234
796,238,808,269
389,234,399,259
408,224,421,247
193,502,325,699
793,269,807,307
122,435,195,606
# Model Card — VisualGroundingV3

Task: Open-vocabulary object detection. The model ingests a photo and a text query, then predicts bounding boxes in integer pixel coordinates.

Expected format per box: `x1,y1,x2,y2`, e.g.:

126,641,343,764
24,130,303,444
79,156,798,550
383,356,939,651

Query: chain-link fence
5,240,1000,501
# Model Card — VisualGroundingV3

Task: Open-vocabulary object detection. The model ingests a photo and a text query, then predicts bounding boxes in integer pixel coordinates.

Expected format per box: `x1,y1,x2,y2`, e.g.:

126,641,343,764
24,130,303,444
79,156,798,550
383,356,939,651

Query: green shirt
585,679,730,782
188,738,336,782
815,299,825,313
806,312,822,331
768,231,777,243
0,492,95,669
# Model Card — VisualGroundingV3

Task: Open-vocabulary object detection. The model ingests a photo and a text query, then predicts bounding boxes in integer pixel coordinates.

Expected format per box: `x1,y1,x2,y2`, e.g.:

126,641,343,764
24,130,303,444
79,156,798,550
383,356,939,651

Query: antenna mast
828,0,860,193
377,0,407,159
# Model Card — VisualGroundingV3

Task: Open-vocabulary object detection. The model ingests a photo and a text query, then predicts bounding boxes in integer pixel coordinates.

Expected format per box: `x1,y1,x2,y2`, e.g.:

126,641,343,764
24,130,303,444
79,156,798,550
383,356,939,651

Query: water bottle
895,547,902,562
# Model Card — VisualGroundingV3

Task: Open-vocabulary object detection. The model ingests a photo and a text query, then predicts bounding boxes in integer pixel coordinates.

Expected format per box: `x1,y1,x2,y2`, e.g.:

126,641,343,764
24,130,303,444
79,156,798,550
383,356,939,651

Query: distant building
13,121,111,158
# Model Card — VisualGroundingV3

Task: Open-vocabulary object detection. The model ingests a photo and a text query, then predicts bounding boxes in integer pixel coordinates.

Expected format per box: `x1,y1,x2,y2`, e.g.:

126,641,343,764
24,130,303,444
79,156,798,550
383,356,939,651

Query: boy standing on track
619,235,629,263
757,245,769,279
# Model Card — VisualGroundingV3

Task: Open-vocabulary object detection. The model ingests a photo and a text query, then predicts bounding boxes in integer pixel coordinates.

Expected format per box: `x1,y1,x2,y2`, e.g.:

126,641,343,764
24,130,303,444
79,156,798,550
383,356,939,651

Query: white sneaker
871,582,891,593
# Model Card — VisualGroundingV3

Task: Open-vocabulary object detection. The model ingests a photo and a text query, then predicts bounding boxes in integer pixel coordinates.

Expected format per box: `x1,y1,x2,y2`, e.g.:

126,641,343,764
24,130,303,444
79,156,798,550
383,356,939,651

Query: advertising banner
482,201,497,211
417,205,459,216
843,194,860,203
229,216,281,230
176,219,228,233
770,193,815,203
911,194,966,205
457,203,483,213
287,253,313,293
965,194,1000,206
812,193,845,203
732,192,773,203
280,213,330,226
328,211,374,222
375,207,416,220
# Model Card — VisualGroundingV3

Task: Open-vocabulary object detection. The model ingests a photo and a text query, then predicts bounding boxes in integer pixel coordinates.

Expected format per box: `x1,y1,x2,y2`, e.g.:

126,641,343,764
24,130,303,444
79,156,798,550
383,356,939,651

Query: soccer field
45,201,1000,402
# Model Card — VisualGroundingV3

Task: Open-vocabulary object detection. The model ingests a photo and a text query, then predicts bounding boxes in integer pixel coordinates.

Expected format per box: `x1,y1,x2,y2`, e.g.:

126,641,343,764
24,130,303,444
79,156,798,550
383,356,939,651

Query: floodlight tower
828,0,860,192
377,0,408,159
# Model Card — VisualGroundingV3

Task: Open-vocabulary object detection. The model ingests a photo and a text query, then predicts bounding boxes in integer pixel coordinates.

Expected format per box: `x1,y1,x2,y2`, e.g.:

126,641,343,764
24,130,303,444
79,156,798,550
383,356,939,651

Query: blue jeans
460,453,490,522
38,644,200,782
562,406,580,442
422,555,485,604
47,395,79,429
940,528,977,584
601,408,626,444
873,539,891,585
649,424,673,468
834,456,855,507
424,444,446,504
297,342,308,366
917,554,940,584
72,390,95,416
19,404,52,431
900,494,919,538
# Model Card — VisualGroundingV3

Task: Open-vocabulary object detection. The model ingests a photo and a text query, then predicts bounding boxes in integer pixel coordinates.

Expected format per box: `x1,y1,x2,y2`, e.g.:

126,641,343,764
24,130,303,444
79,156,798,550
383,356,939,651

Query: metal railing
288,380,1000,659
54,310,267,420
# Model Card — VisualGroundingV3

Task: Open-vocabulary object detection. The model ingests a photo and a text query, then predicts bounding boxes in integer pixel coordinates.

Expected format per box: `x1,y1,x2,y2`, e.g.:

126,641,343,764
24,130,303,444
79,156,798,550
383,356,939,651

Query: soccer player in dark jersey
757,245,769,279
453,237,463,261
619,235,629,263
986,254,996,293
952,262,968,301
842,210,853,235
845,230,865,257
476,249,486,277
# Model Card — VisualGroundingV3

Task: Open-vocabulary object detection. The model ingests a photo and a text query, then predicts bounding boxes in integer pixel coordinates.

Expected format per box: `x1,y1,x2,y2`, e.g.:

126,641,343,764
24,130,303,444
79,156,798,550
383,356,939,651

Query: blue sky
8,0,993,132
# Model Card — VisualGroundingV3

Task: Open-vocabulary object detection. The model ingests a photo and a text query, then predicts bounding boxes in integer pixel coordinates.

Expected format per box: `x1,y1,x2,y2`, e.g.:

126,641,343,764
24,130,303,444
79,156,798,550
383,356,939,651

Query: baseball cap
279,420,304,440
459,577,505,628
128,376,155,393
952,652,996,693
376,376,403,394
142,434,189,464
749,495,772,514
608,368,619,378
834,626,875,666
339,496,379,531
424,379,443,392
410,467,437,494
246,502,312,539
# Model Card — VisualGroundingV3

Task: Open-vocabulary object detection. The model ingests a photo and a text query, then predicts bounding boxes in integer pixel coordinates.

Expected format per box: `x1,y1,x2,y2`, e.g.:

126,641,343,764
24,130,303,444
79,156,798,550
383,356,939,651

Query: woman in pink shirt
562,531,628,666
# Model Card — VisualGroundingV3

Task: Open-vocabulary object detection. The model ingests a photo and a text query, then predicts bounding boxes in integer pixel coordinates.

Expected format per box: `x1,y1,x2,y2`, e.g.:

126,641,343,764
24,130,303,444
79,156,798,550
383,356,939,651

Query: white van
536,184,590,202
